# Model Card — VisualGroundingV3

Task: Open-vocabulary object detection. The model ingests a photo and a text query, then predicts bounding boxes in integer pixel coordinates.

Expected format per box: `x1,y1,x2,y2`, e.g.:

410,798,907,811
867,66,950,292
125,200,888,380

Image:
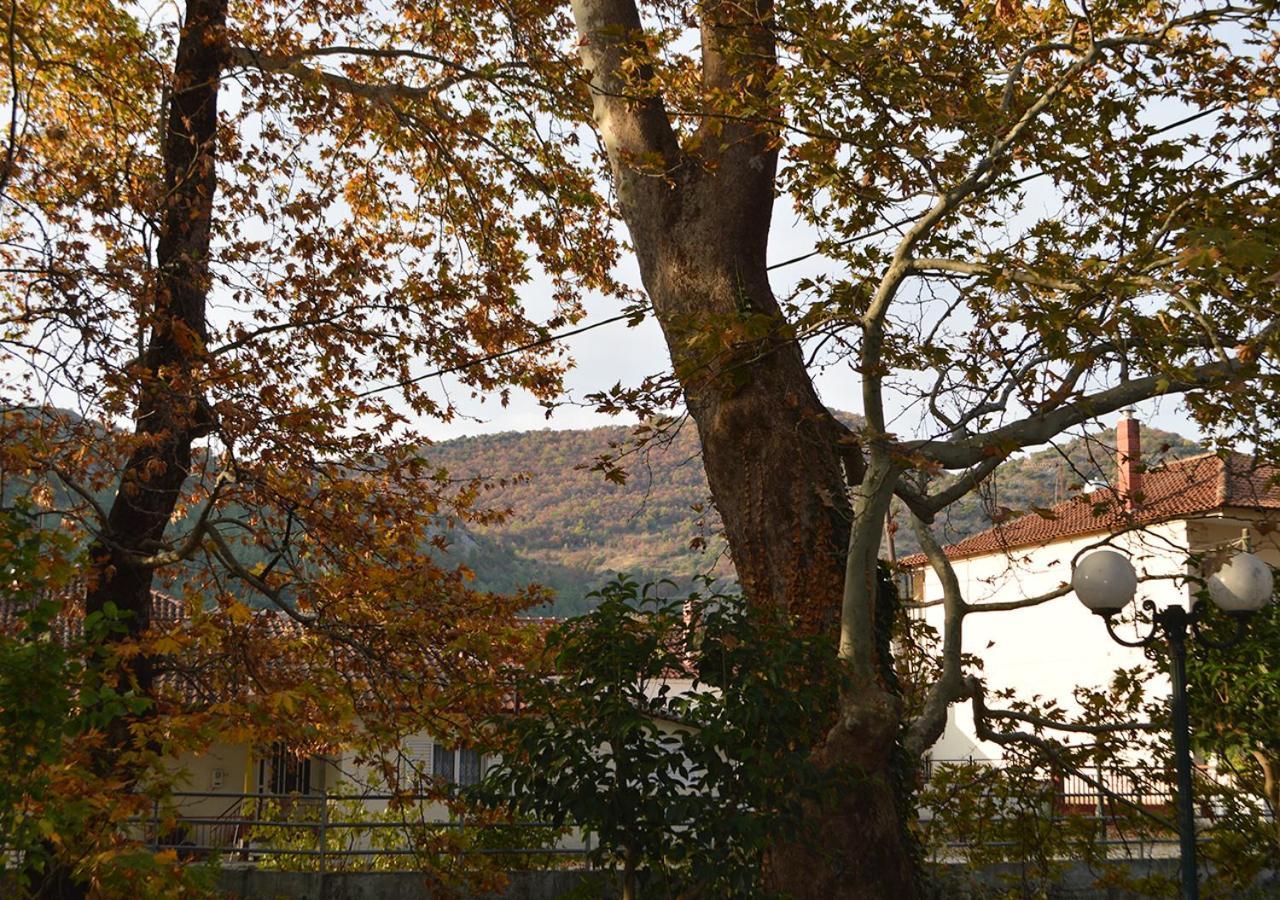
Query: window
432,743,455,783
428,744,483,786
458,748,482,787
259,742,312,795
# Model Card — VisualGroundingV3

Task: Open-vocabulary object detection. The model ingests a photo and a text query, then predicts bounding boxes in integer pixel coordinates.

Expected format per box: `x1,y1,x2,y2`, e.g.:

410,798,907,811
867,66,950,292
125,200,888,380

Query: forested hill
4,408,1202,616
429,423,724,614
428,419,1204,615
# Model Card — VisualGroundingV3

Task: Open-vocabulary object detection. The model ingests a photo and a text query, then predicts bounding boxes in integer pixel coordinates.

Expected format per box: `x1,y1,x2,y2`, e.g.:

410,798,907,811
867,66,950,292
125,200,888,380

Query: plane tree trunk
570,0,918,894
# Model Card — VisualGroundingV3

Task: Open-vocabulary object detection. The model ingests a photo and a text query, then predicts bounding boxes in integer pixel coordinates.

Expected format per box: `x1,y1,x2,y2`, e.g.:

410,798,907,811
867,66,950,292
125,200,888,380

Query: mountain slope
4,406,1205,616
427,420,1204,613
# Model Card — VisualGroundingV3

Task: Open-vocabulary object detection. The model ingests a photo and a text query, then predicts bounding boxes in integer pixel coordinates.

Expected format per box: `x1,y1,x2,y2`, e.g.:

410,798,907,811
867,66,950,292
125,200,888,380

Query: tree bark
36,6,224,896
622,842,638,900
85,0,224,682
570,0,918,894
637,187,915,899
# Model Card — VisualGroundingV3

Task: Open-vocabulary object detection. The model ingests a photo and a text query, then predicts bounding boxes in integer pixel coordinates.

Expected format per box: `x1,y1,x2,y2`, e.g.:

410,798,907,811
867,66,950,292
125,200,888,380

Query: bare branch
905,357,1246,469
906,258,1095,293
903,515,969,757
50,466,109,527
205,525,316,628
962,583,1071,614
839,454,897,675
228,46,446,103
980,703,1159,735
967,676,1177,830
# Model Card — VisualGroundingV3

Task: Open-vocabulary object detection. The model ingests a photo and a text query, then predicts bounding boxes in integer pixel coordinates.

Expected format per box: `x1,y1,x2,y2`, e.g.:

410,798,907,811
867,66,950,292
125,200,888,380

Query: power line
352,215,921,403
351,310,638,400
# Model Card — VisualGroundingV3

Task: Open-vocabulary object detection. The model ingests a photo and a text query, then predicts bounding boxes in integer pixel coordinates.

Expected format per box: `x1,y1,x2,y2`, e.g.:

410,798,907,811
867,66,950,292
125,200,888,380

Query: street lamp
1073,548,1274,900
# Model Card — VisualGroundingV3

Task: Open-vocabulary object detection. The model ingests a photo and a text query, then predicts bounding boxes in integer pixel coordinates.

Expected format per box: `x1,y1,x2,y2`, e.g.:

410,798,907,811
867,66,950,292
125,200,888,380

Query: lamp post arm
1188,607,1251,651
1102,600,1162,648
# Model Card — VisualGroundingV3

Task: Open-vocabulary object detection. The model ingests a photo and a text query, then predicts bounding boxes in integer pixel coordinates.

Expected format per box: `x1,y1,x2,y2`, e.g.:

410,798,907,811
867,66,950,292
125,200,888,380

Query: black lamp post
1073,549,1274,900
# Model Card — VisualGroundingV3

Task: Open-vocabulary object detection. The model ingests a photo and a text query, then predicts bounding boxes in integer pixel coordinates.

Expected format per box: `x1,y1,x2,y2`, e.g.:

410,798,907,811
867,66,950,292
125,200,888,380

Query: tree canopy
2,0,1278,895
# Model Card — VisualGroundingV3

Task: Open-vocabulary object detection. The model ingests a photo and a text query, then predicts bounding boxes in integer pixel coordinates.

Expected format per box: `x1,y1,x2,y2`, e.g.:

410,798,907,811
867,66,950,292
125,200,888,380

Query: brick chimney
1117,410,1142,510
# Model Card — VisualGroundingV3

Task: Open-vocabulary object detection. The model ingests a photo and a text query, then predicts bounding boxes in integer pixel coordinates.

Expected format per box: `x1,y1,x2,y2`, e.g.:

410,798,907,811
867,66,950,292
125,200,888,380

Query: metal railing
924,756,1177,809
127,764,1271,870
136,791,592,871
917,757,1280,857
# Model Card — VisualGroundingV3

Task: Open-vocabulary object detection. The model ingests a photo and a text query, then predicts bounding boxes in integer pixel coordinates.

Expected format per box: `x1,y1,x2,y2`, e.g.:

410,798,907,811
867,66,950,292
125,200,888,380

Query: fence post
1095,758,1106,841
150,797,160,852
318,789,328,898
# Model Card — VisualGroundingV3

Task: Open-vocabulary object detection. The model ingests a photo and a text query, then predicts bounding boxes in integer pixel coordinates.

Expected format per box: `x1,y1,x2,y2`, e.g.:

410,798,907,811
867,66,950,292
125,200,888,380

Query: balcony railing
135,791,590,871
122,761,1272,871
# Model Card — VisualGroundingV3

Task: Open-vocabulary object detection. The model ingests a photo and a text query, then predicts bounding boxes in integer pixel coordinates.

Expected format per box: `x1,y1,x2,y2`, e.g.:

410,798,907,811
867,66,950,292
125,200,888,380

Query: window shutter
401,735,434,786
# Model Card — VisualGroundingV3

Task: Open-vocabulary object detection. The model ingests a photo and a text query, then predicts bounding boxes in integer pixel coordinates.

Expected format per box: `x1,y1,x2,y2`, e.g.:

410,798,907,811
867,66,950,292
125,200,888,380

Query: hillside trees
422,421,1204,608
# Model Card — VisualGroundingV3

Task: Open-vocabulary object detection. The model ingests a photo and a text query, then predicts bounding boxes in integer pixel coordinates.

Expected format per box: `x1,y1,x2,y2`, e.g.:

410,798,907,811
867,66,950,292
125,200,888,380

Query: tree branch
129,471,232,568
568,0,681,193
205,525,317,628
904,515,969,757
904,357,1246,469
980,703,1160,735
962,583,1071,614
967,676,1177,830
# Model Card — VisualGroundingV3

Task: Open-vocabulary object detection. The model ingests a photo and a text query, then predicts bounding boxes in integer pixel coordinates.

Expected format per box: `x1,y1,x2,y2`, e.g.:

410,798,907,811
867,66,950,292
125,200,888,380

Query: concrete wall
217,868,619,900
216,862,1276,899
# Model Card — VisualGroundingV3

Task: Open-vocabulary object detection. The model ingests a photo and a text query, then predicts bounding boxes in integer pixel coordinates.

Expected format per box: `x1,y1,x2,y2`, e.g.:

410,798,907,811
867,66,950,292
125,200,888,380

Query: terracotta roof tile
0,584,186,635
900,453,1280,567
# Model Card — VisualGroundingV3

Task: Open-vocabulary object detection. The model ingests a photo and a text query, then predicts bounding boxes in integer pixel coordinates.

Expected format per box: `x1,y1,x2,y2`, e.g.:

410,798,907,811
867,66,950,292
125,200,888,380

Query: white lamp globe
1207,551,1274,614
1073,550,1138,616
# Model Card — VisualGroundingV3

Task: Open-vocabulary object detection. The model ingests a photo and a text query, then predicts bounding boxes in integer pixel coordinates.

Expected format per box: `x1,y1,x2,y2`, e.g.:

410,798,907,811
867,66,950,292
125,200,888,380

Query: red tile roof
900,452,1280,567
0,584,187,634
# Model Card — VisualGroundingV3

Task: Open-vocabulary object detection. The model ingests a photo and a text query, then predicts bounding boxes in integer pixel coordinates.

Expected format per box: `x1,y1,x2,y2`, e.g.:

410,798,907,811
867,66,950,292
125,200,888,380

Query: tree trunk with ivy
35,5,225,897
85,0,224,696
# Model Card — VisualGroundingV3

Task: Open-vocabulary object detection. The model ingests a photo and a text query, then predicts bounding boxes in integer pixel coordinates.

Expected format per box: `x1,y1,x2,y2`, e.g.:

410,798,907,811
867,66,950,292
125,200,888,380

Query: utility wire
349,100,1230,405
352,215,920,402
351,310,638,399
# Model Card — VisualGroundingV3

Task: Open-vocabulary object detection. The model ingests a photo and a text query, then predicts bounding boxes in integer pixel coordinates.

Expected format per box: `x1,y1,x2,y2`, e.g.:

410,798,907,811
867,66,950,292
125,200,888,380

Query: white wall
168,743,253,820
1186,511,1280,572
918,520,1191,760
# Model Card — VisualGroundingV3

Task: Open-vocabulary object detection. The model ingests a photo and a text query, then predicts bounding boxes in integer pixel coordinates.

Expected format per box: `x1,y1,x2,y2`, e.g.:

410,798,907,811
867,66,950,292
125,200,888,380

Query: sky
2,2,1224,458
416,198,1206,449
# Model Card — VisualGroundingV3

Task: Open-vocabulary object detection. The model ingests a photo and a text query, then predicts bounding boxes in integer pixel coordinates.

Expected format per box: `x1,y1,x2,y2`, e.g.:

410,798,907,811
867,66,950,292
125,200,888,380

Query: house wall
314,676,702,847
168,743,254,824
918,520,1191,761
1185,510,1280,571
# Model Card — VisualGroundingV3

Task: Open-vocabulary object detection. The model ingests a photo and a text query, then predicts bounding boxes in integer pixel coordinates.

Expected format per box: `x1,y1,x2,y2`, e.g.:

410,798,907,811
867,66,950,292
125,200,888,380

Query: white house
900,414,1280,762
154,614,702,856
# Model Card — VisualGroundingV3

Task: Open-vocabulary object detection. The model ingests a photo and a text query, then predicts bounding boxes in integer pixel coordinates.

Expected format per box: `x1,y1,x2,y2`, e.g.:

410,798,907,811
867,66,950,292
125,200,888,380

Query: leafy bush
0,507,211,896
476,575,845,898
